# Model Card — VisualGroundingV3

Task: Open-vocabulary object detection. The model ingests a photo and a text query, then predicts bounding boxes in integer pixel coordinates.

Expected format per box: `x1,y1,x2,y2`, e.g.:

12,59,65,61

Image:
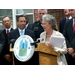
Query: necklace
46,35,51,37
46,30,53,37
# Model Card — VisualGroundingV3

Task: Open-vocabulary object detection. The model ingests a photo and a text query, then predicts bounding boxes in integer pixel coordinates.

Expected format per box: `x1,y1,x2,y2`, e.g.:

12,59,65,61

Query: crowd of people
0,9,75,65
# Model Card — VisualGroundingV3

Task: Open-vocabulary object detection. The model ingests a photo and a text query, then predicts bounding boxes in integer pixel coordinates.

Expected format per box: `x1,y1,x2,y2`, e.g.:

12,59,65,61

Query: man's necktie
7,29,9,38
73,20,75,33
21,30,23,36
67,18,69,20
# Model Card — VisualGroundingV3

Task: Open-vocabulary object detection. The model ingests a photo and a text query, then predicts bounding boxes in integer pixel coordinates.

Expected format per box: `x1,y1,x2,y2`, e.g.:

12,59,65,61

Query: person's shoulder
33,20,41,25
0,29,2,32
65,18,73,25
25,29,35,40
40,31,46,36
53,30,64,37
34,20,40,23
11,28,14,30
2,29,5,32
26,29,34,33
59,18,66,26
32,20,41,29
0,30,2,34
10,28,18,34
60,17,66,22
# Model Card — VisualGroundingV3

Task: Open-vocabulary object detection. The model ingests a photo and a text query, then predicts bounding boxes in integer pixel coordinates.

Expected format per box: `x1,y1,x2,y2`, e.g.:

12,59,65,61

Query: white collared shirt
66,16,72,20
6,28,11,33
18,28,25,36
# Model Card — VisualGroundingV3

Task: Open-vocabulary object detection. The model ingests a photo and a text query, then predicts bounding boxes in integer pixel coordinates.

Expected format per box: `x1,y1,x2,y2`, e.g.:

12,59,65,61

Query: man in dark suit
9,15,39,65
2,16,14,65
0,30,5,65
63,9,75,65
23,14,32,29
59,9,72,34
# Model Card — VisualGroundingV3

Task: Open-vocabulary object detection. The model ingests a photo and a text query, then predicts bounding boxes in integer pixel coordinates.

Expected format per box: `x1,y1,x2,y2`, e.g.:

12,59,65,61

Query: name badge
34,27,38,29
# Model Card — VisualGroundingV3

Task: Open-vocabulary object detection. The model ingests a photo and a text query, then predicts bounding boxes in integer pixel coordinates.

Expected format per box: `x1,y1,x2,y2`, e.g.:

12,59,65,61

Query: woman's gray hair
42,14,57,29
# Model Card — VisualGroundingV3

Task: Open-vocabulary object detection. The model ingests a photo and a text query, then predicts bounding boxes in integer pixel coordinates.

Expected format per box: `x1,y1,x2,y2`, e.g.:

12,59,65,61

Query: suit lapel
10,28,13,31
16,28,20,37
4,29,7,39
70,19,74,38
64,17,66,22
24,29,26,35
24,29,28,35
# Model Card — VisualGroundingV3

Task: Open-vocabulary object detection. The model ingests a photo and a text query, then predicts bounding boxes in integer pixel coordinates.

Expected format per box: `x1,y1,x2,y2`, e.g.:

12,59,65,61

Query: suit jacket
0,30,5,55
9,28,35,41
59,17,66,34
0,30,5,65
26,23,32,29
63,18,75,63
2,28,14,55
40,30,67,65
9,28,39,65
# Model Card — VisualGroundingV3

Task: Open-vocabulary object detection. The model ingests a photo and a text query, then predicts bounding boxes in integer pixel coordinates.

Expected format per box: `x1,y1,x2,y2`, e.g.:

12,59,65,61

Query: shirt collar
6,28,11,33
66,16,72,20
18,28,25,36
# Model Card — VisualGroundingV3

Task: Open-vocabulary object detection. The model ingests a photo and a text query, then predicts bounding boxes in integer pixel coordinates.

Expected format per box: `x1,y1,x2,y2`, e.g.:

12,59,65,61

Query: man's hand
4,54,11,62
67,48,74,55
71,52,75,58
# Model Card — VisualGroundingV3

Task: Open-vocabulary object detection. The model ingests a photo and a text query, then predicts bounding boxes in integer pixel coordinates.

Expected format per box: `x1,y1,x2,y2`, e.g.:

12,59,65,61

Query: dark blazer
9,28,39,65
0,30,5,65
0,30,5,55
59,17,66,34
63,18,75,65
26,24,32,30
9,28,35,41
1,28,14,65
2,28,14,55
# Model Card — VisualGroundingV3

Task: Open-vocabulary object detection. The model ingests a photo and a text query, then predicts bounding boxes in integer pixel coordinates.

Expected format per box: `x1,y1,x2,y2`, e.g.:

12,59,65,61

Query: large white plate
14,35,35,62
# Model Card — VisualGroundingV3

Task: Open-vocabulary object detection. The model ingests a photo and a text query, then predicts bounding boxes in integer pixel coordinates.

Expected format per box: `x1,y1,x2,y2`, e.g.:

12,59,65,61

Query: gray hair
42,14,57,29
38,9,47,14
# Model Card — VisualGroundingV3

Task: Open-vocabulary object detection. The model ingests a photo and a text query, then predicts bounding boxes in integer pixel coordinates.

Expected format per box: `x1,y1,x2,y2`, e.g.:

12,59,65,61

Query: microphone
30,40,40,45
10,39,16,44
10,39,16,48
30,38,44,45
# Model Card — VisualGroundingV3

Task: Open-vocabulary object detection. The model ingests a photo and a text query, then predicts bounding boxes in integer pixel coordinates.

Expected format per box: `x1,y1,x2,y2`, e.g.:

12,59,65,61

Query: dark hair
16,15,26,22
2,16,10,23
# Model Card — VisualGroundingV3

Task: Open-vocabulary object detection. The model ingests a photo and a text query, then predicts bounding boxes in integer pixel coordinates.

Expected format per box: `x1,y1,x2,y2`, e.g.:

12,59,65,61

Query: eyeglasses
41,23,48,26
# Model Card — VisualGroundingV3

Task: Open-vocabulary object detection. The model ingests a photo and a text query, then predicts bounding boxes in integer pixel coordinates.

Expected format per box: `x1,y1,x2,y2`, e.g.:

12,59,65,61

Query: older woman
40,14,67,65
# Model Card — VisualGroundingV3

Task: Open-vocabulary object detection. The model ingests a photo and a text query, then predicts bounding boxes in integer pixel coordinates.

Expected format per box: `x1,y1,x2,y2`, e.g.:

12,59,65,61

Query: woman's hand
46,43,54,50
